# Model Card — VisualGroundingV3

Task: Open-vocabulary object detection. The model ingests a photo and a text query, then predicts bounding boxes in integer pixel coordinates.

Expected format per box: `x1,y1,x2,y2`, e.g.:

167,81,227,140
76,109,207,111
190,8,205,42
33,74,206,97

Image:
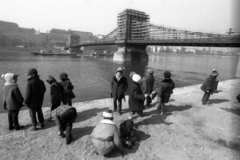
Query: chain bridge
69,9,240,61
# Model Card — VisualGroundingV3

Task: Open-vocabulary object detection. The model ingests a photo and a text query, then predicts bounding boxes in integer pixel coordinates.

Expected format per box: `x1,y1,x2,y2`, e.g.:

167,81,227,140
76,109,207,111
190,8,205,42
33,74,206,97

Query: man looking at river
24,68,46,131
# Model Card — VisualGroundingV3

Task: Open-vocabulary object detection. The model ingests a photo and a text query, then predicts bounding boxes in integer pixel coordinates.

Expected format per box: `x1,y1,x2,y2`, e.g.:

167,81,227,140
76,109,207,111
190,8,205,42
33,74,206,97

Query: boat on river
30,49,77,56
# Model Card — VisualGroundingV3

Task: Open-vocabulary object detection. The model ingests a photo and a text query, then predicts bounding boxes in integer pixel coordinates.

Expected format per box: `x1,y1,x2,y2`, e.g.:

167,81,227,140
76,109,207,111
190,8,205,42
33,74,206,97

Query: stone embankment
0,79,240,160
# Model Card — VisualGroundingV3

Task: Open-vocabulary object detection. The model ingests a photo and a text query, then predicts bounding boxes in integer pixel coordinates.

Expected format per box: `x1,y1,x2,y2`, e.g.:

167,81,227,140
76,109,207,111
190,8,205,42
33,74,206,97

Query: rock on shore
0,79,240,160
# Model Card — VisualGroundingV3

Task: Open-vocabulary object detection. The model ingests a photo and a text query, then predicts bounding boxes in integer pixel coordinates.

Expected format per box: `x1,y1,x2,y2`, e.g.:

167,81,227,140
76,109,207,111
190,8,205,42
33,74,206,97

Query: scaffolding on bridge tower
117,9,150,41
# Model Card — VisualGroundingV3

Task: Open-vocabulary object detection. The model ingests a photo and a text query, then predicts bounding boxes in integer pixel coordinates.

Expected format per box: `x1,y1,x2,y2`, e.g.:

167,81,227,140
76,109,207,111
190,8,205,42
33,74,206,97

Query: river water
0,50,239,113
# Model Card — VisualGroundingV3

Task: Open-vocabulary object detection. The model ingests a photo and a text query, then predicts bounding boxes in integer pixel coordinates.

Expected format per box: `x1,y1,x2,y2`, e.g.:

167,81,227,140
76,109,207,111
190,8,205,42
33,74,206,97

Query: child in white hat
1,73,25,131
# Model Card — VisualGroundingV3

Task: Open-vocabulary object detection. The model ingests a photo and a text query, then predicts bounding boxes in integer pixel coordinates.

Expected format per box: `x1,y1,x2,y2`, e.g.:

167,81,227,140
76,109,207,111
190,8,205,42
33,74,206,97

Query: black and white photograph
0,0,240,159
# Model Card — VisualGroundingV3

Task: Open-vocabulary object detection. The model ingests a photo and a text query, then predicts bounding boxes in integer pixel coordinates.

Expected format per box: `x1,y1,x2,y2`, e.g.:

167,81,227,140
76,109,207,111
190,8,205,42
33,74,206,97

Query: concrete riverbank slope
0,79,240,160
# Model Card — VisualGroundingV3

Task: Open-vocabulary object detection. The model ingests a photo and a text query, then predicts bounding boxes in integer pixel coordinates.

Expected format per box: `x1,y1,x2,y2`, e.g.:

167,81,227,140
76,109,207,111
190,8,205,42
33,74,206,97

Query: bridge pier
113,45,148,62
235,56,240,78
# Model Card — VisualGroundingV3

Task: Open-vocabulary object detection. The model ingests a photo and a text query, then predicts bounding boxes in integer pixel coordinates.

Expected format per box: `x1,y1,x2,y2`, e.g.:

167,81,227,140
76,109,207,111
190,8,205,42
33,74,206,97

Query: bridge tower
67,34,82,54
114,9,150,61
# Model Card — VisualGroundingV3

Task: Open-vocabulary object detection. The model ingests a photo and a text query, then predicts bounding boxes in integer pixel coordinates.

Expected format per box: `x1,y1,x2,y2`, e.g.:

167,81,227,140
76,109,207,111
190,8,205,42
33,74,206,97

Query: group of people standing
92,68,221,157
111,67,175,116
2,68,76,144
2,66,220,155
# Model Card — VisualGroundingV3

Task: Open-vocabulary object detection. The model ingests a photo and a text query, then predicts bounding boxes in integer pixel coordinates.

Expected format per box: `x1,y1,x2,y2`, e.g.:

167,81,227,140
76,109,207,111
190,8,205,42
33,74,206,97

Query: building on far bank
18,27,36,34
0,20,19,32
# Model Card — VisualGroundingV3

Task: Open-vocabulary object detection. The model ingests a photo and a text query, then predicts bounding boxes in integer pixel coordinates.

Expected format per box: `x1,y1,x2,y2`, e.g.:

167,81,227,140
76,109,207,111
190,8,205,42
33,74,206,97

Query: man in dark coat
59,73,75,106
153,71,175,115
145,68,155,106
24,68,46,131
2,73,24,130
201,69,219,105
111,67,128,115
128,74,147,116
46,75,63,121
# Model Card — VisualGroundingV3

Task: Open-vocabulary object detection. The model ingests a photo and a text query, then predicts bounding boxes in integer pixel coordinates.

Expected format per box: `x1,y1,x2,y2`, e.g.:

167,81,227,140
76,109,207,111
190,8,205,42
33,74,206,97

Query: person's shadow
72,126,94,142
220,106,240,116
209,99,229,104
135,104,192,128
75,107,109,123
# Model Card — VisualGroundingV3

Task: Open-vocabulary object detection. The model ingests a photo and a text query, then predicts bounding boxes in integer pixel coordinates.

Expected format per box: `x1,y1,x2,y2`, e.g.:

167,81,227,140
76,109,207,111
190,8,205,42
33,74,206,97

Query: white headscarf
1,73,17,86
132,74,141,83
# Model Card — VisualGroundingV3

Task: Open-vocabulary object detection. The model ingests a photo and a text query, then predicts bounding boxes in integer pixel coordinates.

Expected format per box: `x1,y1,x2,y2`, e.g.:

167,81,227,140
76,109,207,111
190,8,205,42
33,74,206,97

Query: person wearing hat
2,73,25,131
128,74,148,116
91,110,124,157
145,68,155,106
152,71,175,115
59,73,75,106
111,67,128,115
200,69,219,105
46,75,63,121
24,68,46,131
51,105,77,145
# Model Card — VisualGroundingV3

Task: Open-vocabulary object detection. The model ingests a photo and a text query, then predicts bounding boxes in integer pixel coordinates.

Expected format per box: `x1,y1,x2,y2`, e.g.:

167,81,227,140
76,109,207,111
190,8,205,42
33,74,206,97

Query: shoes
66,136,73,145
40,123,45,129
9,126,14,131
60,133,66,138
15,125,24,130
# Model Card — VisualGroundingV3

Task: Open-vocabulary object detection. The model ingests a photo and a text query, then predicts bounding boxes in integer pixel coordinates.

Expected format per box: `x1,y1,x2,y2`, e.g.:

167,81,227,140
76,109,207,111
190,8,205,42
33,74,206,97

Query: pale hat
212,69,218,76
1,73,17,83
132,74,141,83
103,110,114,118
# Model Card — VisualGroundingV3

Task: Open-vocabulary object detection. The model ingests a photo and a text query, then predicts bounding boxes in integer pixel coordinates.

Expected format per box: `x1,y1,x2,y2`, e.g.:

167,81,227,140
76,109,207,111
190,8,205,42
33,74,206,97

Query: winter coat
128,81,145,112
201,75,217,94
111,76,128,100
157,78,175,103
24,75,46,108
59,79,75,102
119,119,134,139
91,119,123,155
52,105,77,128
145,74,155,94
3,84,24,110
47,76,62,104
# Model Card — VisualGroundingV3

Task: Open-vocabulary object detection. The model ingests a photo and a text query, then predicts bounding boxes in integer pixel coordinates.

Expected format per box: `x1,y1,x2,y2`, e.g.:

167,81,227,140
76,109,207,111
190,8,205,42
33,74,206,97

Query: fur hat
116,67,125,73
147,68,154,75
46,75,56,84
163,71,171,78
132,74,141,83
26,68,38,75
103,110,113,118
60,73,69,81
1,73,18,83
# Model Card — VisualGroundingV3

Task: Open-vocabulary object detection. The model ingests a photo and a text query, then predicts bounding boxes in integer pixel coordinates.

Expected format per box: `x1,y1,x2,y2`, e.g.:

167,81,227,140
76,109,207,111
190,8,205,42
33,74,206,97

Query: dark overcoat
3,85,24,110
128,81,145,112
157,78,175,103
24,75,46,108
47,75,62,104
145,74,155,94
59,79,75,102
111,76,128,100
200,75,217,94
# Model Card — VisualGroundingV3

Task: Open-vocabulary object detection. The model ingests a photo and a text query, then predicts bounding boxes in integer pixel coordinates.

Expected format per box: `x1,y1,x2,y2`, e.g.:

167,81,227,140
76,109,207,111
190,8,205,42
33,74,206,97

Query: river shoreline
0,79,239,159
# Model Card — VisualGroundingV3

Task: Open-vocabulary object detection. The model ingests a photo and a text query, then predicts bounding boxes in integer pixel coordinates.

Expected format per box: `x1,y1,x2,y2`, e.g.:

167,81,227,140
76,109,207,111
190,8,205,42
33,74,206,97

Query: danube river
0,50,239,113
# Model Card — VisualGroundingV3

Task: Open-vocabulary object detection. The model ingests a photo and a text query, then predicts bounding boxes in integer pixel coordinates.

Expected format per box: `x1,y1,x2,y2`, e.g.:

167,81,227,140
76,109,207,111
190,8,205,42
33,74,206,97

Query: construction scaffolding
117,9,150,41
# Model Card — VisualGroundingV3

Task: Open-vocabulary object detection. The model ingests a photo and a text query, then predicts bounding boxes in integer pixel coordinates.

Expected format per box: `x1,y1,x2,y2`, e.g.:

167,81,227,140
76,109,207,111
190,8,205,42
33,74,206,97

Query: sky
0,0,239,35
